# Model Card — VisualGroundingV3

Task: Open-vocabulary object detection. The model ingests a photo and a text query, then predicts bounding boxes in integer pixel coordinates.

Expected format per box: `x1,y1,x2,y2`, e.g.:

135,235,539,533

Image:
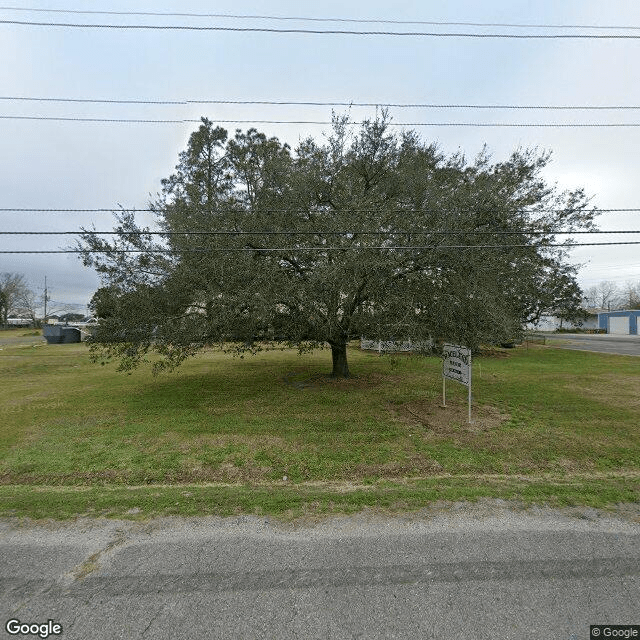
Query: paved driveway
543,333,640,357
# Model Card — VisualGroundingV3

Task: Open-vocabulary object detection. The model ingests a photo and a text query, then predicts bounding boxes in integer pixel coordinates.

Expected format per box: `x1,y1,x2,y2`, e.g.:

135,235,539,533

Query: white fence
360,337,433,353
6,318,34,327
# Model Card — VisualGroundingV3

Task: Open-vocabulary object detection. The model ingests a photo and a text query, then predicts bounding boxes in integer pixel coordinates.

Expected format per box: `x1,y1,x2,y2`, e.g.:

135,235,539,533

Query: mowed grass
0,329,638,518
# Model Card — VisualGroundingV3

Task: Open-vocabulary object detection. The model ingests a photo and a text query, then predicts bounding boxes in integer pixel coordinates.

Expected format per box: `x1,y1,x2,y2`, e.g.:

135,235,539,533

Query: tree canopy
79,115,596,376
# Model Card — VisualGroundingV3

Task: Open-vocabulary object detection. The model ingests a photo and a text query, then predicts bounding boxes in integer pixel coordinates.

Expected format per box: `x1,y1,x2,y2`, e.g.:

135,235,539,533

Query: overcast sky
1,0,640,313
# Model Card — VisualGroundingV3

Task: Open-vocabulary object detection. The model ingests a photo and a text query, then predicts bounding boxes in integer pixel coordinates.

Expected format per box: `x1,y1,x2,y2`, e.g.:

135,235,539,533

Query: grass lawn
0,329,638,519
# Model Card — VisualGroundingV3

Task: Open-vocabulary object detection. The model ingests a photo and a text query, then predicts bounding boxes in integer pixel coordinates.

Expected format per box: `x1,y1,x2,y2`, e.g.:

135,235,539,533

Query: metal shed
597,310,640,335
42,325,82,344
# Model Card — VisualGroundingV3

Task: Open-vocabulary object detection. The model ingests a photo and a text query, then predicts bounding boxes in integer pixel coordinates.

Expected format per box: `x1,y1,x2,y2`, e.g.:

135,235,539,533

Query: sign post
442,343,472,423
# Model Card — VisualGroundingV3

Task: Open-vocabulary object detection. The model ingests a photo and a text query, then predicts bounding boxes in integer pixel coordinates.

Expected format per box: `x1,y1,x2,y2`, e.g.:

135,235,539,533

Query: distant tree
585,280,621,310
0,273,35,325
620,280,640,309
58,312,86,323
0,290,6,326
79,115,597,377
11,285,39,326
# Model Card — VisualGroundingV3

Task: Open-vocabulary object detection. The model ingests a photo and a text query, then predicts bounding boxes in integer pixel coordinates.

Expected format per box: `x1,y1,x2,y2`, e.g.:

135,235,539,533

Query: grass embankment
0,329,638,519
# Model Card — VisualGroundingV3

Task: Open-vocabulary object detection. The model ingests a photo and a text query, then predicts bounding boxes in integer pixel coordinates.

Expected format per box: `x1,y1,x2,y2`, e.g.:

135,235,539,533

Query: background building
598,310,640,335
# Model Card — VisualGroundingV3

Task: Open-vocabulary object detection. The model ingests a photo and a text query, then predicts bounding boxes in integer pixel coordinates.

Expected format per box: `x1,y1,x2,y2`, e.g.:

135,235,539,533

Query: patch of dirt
351,456,445,478
156,463,277,484
182,462,274,483
390,399,511,438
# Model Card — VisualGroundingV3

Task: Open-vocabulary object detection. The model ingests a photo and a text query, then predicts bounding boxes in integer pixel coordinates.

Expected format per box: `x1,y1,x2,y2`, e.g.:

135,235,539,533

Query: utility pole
43,276,49,323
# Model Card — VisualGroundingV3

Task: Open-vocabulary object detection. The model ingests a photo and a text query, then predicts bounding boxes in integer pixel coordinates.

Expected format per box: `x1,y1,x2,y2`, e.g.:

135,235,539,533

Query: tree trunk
330,342,350,378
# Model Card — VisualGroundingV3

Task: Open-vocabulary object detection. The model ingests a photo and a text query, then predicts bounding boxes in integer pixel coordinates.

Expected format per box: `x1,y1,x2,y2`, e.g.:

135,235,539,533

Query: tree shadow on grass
280,369,390,391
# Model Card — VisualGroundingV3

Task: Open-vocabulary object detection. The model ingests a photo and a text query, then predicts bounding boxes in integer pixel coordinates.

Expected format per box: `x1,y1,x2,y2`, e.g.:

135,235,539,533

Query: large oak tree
79,115,596,376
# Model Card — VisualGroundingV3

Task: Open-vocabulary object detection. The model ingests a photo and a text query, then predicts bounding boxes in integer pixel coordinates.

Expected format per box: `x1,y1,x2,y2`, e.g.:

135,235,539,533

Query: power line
1,208,639,213
3,20,640,38
0,115,199,123
3,230,640,236
2,242,640,254
1,7,639,31
3,115,640,127
3,95,640,110
0,208,148,212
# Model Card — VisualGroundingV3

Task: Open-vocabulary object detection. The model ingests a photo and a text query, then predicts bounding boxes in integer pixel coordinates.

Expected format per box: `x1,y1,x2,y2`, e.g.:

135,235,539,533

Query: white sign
442,343,472,423
442,344,471,386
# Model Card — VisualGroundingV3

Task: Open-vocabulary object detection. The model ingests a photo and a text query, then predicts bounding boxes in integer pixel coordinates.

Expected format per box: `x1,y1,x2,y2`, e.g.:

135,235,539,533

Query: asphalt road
542,333,640,357
1,502,639,639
